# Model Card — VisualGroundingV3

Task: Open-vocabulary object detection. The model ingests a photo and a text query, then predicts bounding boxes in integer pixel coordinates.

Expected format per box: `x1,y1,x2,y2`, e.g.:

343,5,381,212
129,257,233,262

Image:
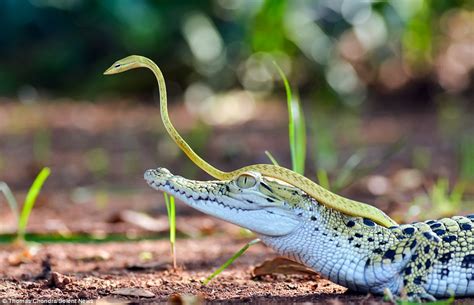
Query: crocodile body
145,168,474,300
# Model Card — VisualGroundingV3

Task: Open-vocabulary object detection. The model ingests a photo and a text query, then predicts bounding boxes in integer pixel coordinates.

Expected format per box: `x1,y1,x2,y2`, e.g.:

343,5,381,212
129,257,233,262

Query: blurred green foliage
409,177,468,219
0,0,471,107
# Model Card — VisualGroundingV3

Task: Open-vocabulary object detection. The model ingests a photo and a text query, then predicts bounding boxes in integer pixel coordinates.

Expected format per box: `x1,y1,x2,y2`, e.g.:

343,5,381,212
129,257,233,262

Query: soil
0,101,473,304
1,237,473,304
0,238,361,304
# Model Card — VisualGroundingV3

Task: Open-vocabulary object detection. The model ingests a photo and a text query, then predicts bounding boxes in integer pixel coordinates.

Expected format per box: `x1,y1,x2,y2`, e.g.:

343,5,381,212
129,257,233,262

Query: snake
104,55,398,228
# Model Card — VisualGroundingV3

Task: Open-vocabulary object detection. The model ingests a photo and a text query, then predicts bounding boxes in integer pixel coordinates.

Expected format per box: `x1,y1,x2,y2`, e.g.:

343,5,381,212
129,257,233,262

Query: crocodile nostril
144,169,157,180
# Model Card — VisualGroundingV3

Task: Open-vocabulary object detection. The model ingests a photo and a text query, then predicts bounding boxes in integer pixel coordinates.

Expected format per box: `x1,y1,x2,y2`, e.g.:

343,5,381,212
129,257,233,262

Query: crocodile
145,167,474,301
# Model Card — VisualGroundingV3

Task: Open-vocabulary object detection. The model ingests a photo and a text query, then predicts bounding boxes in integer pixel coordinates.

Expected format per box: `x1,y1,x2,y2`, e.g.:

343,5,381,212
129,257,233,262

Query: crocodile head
144,167,309,236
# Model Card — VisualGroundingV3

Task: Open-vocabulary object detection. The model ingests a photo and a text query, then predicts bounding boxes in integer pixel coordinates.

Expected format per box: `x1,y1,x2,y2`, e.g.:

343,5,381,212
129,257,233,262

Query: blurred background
0,0,473,235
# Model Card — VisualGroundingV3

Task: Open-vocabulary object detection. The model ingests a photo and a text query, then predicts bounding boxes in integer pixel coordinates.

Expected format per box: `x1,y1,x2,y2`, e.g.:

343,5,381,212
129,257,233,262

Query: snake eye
236,174,257,189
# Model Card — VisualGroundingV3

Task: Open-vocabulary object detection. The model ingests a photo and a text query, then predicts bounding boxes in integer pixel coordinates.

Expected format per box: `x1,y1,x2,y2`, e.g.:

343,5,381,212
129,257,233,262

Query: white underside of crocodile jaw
149,180,301,236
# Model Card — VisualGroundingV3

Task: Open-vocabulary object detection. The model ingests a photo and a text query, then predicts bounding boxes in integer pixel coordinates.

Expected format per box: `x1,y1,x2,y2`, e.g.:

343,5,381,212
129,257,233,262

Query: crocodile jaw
144,168,300,236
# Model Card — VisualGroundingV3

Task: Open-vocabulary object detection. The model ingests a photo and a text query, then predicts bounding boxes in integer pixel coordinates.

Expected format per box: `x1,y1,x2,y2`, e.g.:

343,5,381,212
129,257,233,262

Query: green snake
104,55,397,228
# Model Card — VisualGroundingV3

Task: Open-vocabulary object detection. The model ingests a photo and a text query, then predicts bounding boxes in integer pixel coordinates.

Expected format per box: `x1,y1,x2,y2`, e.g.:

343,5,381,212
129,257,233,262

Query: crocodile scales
145,168,474,301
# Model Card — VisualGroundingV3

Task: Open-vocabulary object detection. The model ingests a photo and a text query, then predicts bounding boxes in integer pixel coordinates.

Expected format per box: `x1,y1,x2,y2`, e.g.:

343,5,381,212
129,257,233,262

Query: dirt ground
0,101,473,304
1,236,473,304
0,237,362,304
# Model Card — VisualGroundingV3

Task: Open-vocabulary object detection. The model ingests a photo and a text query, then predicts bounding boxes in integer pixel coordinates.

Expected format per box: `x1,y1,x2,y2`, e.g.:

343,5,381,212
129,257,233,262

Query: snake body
104,55,397,228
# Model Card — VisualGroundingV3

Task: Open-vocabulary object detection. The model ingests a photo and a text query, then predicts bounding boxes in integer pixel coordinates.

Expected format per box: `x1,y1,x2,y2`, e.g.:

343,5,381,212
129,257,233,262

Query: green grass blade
273,61,306,174
164,193,171,219
294,92,306,175
0,182,20,222
164,192,177,268
203,238,261,285
169,196,176,245
17,167,51,242
273,62,296,172
264,150,280,166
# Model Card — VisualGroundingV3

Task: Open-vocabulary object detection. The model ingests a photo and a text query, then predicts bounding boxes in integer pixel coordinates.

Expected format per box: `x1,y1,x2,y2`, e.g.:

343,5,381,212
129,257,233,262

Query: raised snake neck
105,55,398,228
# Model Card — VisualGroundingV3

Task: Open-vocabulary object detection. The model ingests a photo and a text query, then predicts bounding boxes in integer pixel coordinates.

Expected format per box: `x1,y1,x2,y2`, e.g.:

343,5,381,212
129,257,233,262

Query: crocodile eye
236,174,257,189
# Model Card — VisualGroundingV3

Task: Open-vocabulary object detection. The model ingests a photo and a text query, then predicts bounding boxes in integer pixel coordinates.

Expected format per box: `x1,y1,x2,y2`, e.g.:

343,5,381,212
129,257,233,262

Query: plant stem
164,193,177,269
273,62,296,172
203,238,261,285
264,150,280,166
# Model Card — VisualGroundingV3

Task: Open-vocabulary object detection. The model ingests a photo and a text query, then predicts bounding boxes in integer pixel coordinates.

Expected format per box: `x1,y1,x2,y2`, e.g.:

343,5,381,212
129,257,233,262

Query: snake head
104,55,146,75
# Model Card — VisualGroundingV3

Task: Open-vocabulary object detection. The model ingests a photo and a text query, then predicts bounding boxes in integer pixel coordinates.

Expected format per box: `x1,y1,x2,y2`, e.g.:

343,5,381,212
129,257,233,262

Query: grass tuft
1,167,51,245
409,177,466,220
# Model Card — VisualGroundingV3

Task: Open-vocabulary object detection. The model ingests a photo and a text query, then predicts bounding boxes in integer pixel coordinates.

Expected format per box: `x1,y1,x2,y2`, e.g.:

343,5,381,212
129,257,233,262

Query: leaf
265,150,280,166
17,167,51,242
293,91,306,175
273,61,306,175
203,238,261,285
252,257,318,277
